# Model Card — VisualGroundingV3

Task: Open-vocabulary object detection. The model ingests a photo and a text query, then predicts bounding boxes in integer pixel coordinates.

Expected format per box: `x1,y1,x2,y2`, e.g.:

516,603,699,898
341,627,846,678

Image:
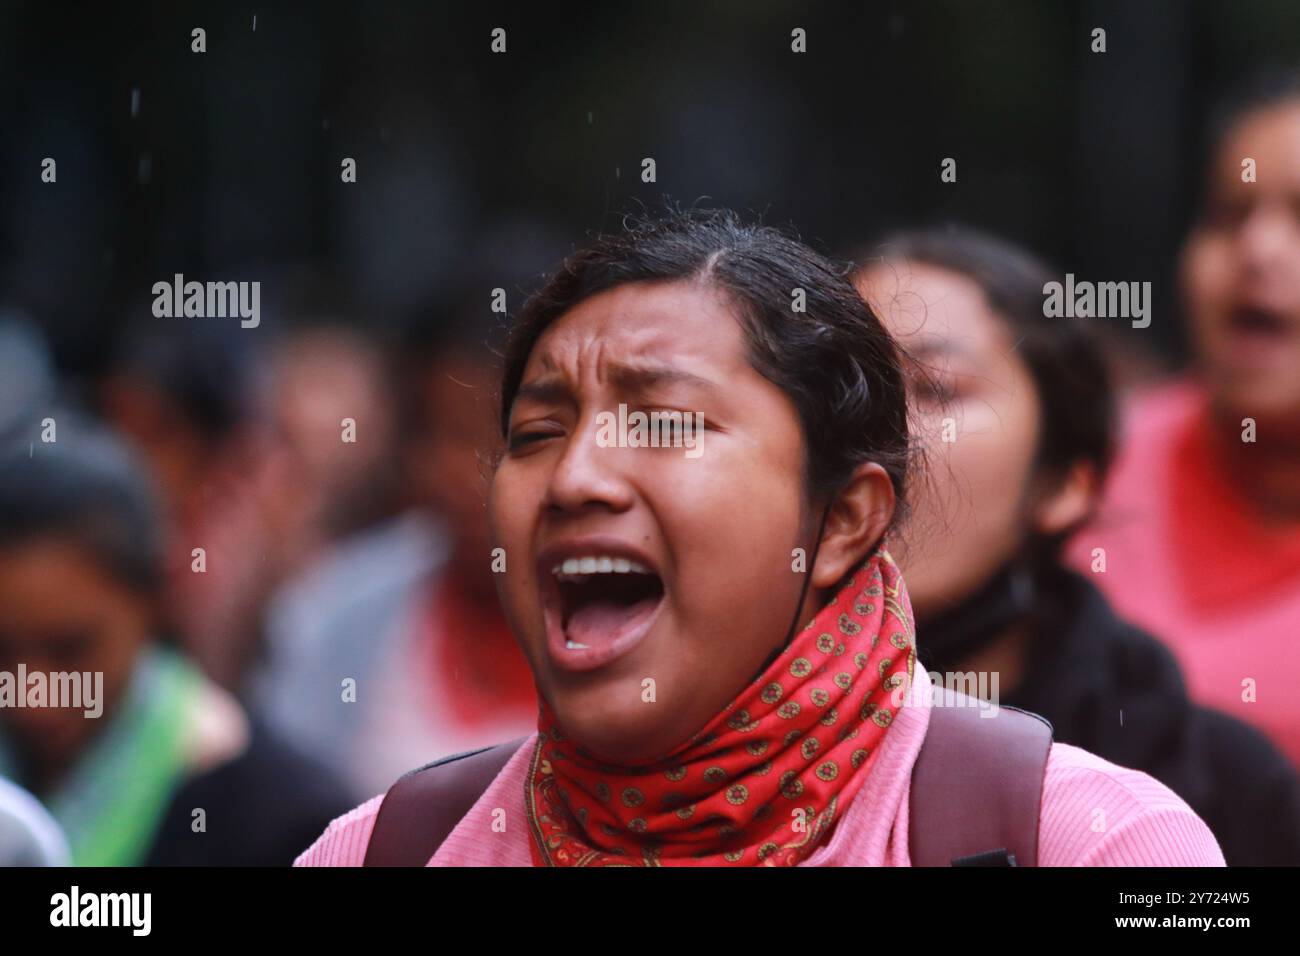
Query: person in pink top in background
1066,67,1300,771
298,208,1224,866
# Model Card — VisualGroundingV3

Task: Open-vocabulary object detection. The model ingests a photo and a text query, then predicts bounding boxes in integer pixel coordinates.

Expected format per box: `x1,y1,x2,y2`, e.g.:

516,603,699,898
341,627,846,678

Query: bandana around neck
524,547,916,866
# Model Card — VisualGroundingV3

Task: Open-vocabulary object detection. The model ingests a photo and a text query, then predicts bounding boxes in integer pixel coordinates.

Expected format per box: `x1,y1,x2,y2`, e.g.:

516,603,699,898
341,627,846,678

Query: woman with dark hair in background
299,208,1222,867
1066,67,1300,772
855,227,1300,865
0,421,354,865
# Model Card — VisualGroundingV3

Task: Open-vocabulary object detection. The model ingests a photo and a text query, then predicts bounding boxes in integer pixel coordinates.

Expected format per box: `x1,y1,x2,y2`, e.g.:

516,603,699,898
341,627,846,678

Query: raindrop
130,87,140,117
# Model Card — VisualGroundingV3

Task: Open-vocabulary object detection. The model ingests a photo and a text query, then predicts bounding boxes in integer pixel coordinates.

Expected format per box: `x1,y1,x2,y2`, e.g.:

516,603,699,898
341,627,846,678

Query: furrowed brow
606,362,720,396
512,378,574,407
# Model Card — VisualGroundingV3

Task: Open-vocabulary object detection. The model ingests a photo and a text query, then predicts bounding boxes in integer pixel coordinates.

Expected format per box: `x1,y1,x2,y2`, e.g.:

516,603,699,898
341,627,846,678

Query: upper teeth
551,556,653,577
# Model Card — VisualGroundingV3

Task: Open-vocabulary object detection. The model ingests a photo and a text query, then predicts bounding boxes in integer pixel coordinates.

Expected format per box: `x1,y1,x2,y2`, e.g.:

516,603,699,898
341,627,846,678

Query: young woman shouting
297,209,1223,867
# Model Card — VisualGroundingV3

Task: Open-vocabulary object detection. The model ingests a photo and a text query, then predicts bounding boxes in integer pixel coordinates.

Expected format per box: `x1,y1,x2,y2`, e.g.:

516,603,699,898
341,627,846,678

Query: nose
542,412,635,516
1235,201,1298,277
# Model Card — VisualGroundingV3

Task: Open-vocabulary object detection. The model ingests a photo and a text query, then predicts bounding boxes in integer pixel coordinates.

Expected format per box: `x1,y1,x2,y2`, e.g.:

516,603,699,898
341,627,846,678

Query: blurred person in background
250,293,536,798
100,315,400,691
99,320,268,689
855,227,1300,865
256,321,399,549
1067,67,1300,770
0,422,353,865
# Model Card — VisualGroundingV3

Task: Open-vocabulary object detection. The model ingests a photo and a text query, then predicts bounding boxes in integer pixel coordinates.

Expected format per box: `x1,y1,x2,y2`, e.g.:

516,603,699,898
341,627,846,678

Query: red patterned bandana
524,547,916,866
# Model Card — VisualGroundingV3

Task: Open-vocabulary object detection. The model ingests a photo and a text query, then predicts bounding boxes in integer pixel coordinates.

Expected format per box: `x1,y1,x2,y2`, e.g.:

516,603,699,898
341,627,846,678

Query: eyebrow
904,339,977,364
512,361,721,408
605,361,721,395
512,378,573,407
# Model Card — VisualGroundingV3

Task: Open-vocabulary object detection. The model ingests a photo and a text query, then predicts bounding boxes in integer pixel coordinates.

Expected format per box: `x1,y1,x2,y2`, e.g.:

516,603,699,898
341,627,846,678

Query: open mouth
1221,306,1296,367
1228,306,1289,338
541,554,666,672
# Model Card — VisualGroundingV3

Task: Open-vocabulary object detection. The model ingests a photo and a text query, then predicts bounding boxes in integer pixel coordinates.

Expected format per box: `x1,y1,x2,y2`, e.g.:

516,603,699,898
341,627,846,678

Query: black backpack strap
908,695,1053,867
363,736,530,866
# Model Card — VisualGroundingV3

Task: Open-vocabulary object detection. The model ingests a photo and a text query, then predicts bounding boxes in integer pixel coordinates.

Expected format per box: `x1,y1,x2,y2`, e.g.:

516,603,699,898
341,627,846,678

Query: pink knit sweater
295,669,1225,866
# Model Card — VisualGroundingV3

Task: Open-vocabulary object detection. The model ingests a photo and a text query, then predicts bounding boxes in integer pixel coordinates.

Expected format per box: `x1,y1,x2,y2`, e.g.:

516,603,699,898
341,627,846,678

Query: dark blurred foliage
2,0,1299,380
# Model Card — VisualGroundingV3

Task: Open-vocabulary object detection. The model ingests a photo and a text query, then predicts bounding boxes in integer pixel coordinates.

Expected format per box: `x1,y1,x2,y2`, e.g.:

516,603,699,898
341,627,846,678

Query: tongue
566,595,660,646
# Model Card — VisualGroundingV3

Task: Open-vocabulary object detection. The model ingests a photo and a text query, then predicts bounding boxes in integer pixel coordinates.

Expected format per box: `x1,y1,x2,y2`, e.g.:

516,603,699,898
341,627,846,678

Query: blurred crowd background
2,0,1300,866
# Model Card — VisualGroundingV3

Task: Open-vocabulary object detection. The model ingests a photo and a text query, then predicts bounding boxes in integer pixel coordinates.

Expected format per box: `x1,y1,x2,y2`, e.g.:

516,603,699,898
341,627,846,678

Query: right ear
810,461,896,591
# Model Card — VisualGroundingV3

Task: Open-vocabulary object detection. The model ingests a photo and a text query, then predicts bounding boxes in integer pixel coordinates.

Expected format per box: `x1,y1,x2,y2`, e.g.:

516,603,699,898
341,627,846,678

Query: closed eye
507,426,563,452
